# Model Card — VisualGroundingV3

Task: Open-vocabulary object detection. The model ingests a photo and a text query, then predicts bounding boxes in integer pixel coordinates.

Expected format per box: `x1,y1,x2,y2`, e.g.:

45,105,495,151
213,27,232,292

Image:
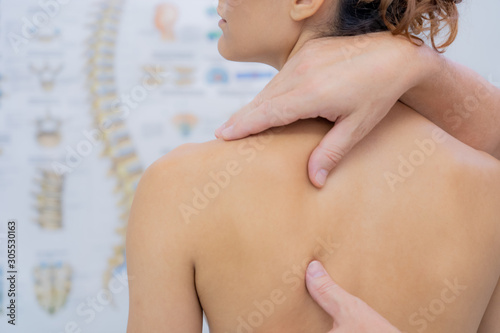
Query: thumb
308,116,369,187
306,261,353,321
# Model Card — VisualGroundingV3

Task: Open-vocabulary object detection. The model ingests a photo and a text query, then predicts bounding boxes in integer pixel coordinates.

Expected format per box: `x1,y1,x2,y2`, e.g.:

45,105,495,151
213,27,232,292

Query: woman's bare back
127,103,500,333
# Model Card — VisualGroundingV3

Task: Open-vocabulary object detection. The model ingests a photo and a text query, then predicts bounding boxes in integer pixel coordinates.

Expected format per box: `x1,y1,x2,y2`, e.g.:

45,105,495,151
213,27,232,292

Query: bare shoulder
136,119,334,229
136,140,237,201
369,103,500,250
447,146,500,221
126,142,214,250
135,139,254,227
126,143,206,333
466,155,500,333
431,135,500,263
425,114,500,225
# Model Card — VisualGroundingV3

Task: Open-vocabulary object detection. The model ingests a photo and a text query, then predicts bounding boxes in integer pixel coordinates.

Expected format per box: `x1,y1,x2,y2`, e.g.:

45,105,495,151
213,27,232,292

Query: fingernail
221,124,234,139
215,123,227,137
315,169,328,187
308,261,326,278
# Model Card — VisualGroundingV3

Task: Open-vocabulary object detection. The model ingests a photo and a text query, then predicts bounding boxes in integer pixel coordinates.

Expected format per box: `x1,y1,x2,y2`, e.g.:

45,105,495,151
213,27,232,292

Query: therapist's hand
306,260,401,333
214,32,438,188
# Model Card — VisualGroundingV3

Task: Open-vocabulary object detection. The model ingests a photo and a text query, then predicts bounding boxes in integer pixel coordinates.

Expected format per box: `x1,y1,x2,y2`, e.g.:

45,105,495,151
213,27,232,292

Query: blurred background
0,0,498,332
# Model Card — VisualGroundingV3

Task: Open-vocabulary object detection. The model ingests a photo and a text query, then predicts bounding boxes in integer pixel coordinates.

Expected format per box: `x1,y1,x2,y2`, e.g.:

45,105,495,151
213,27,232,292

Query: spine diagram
36,110,62,148
33,169,64,230
87,0,143,291
30,63,63,92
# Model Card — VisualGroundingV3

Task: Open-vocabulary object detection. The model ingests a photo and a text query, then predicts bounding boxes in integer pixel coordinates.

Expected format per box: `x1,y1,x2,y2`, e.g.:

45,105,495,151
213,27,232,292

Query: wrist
399,42,445,108
406,42,442,91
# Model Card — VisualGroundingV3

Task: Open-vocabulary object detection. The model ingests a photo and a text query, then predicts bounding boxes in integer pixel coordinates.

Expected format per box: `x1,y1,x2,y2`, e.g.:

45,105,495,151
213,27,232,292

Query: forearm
400,45,500,158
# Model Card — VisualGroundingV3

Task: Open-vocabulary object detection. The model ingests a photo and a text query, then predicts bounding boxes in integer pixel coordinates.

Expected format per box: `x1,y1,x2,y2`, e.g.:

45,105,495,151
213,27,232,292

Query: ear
290,0,326,21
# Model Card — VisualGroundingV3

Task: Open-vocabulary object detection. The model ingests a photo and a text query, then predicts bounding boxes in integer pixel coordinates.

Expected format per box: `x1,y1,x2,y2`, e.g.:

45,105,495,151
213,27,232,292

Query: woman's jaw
217,0,332,71
218,22,320,71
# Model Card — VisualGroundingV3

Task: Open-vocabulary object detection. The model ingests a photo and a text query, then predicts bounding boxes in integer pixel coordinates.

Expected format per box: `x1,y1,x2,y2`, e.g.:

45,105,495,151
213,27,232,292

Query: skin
127,105,500,333
305,260,401,333
215,26,500,188
217,0,334,69
127,0,500,331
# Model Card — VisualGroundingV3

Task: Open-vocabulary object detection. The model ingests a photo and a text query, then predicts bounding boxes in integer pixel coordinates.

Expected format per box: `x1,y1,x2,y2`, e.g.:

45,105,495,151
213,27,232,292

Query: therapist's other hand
214,32,434,188
306,260,401,333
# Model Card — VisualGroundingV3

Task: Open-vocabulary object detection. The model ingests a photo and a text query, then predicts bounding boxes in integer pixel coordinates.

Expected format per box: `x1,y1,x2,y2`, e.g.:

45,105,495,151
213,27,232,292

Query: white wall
446,0,500,83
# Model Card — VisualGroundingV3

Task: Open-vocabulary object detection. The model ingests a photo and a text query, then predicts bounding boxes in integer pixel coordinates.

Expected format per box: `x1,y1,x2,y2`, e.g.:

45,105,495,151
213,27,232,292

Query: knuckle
260,100,274,118
318,144,346,165
315,280,337,298
352,120,372,141
294,61,311,77
252,92,265,108
227,113,241,125
349,296,365,311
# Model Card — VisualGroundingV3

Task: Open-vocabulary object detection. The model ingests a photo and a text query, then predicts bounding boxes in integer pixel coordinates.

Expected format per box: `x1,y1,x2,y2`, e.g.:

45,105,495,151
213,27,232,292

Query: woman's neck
276,30,317,71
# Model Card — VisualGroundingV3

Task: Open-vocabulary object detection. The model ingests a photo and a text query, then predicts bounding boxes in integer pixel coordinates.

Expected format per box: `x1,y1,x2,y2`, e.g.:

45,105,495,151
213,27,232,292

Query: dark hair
326,0,461,52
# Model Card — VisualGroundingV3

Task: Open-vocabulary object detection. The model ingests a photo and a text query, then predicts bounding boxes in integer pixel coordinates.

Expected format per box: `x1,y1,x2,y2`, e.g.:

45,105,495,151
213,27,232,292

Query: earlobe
290,0,326,21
